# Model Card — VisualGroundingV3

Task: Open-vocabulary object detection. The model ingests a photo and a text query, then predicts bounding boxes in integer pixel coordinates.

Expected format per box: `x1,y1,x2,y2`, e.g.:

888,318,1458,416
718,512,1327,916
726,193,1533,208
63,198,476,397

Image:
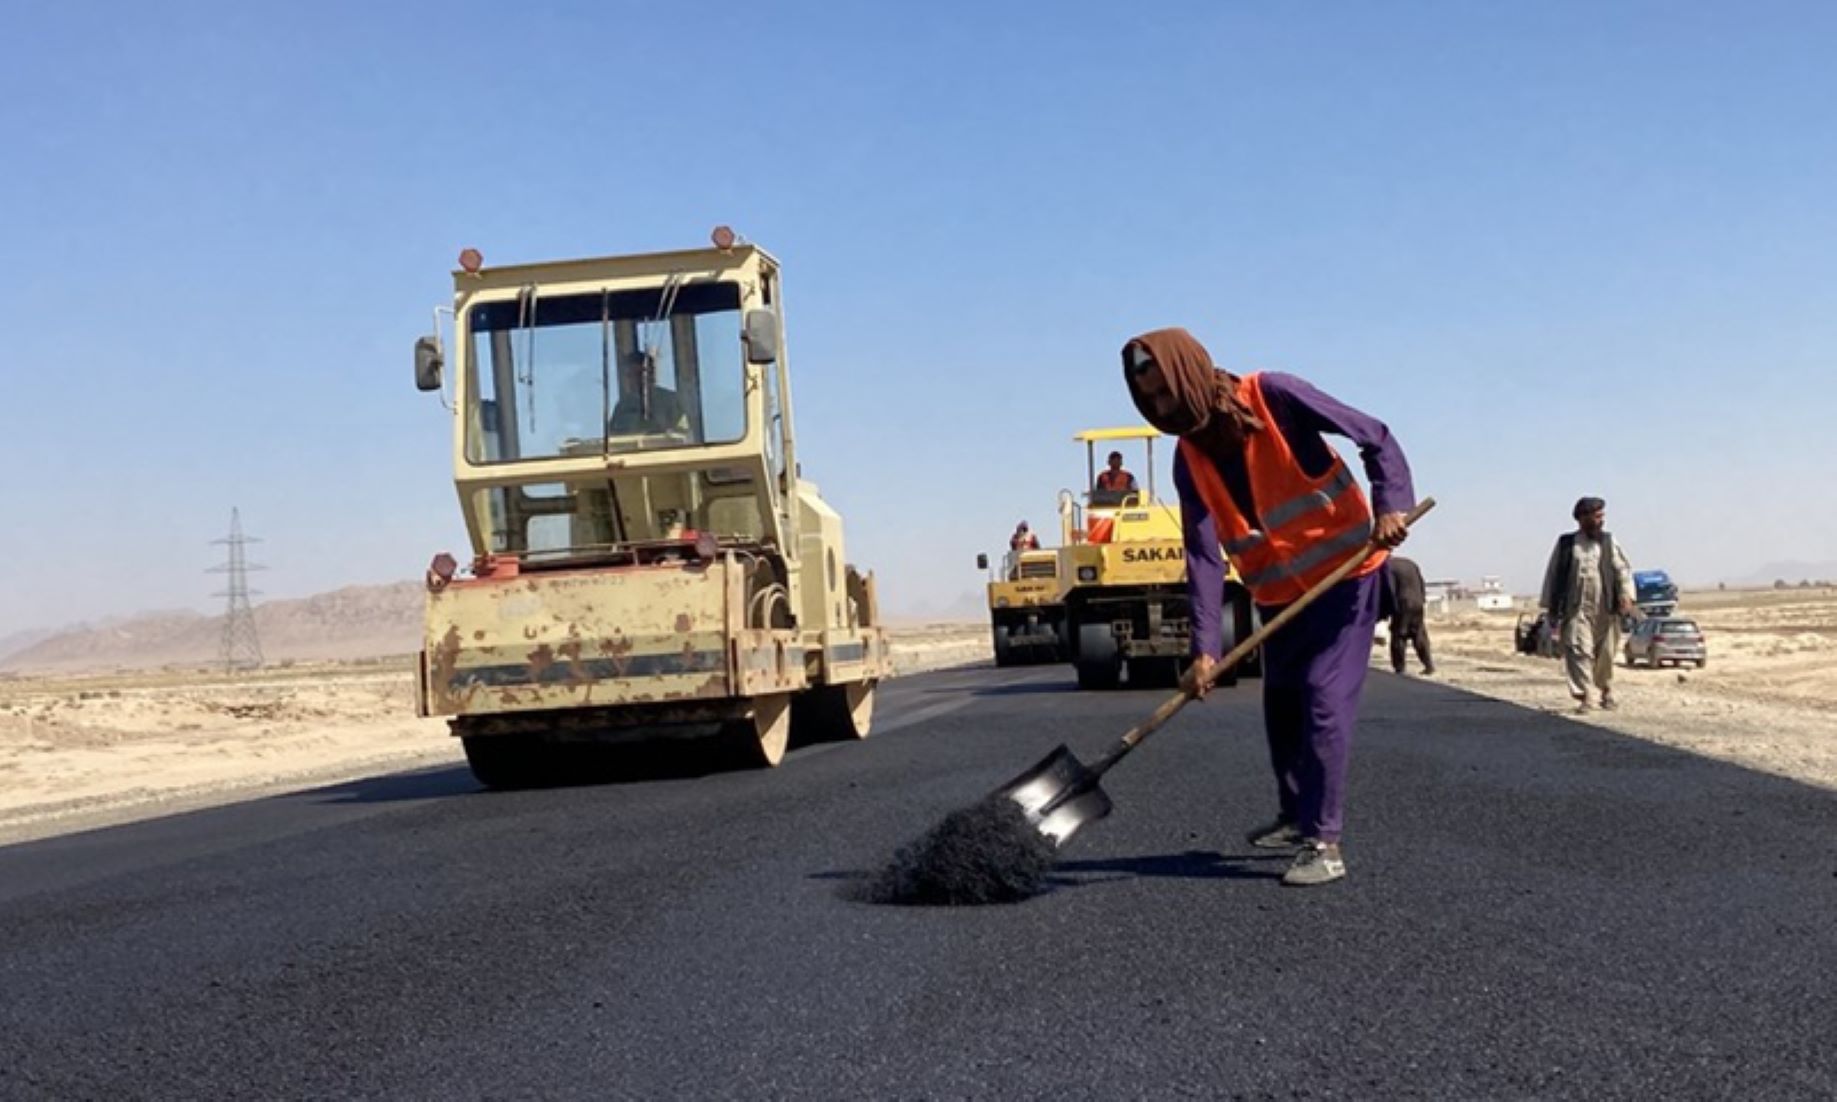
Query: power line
207,507,265,672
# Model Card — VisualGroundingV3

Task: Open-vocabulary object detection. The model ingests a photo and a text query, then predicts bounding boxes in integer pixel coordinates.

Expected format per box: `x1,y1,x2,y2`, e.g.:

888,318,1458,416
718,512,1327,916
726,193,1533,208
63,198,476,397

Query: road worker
1122,327,1414,887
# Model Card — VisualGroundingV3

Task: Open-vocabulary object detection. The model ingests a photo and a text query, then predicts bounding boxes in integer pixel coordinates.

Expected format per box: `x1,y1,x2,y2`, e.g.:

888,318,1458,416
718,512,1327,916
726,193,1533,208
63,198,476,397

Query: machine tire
1232,589,1261,679
792,680,876,744
1032,622,1063,666
1210,604,1243,688
462,735,544,790
992,625,1015,668
1074,621,1122,691
1126,657,1181,689
725,692,794,768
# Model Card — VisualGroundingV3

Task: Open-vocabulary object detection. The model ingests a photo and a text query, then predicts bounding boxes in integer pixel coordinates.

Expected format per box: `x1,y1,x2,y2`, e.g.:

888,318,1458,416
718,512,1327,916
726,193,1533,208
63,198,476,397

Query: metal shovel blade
995,744,1114,849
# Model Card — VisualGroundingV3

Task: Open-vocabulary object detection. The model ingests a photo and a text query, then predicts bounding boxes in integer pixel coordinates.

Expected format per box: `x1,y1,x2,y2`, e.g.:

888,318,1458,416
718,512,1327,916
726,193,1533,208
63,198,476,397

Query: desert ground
0,624,992,845
3,590,1831,845
1418,587,1837,793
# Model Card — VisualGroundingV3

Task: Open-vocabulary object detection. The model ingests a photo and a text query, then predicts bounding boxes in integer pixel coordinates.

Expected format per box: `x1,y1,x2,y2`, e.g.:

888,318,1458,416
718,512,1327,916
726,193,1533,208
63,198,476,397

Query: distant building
1423,575,1520,615
1476,575,1513,612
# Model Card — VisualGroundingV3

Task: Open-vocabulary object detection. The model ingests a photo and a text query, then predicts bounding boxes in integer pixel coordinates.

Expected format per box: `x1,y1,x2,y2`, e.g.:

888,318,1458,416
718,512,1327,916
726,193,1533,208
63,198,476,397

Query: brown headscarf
1120,327,1265,439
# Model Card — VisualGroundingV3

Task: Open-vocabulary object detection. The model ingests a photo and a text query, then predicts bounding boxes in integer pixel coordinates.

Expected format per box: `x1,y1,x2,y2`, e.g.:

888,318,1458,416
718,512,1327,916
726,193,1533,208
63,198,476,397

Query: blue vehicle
1634,570,1678,617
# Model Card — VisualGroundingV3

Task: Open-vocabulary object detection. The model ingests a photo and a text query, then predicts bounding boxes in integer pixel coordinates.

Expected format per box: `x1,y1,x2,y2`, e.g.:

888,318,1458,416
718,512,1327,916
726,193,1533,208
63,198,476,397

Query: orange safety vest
1177,373,1387,605
1095,469,1135,491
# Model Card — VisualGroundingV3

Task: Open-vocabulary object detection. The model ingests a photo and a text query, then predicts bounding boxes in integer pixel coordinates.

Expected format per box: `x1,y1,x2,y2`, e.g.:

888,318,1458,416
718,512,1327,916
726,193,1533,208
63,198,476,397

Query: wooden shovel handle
1098,497,1437,769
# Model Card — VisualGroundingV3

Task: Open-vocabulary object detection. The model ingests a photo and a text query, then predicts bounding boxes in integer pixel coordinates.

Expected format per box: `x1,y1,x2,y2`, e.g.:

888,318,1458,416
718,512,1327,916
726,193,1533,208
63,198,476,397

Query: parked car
1625,617,1707,668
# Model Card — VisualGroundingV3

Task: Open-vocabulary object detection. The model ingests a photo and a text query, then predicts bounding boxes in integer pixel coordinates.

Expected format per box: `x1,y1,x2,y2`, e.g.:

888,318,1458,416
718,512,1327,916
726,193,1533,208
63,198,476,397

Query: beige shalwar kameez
1543,533,1634,702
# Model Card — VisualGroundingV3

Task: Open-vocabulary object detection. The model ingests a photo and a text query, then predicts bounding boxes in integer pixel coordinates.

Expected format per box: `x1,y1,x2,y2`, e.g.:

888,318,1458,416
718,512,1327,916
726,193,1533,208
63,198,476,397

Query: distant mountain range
0,626,59,664
0,577,981,675
0,583,424,674
1733,560,1837,587
882,589,988,625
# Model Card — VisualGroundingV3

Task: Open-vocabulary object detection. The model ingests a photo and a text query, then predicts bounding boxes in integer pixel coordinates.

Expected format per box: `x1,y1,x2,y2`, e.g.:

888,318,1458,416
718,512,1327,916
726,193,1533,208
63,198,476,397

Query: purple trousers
1256,570,1382,844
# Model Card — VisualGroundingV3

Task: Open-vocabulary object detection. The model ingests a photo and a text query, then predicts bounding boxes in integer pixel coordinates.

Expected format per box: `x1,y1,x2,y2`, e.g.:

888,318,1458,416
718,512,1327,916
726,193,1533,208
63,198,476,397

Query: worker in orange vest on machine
1094,451,1139,500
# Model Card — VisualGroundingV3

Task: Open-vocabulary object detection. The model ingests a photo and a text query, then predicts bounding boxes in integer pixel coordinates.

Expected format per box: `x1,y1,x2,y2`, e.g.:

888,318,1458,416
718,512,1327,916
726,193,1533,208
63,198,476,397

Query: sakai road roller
980,427,1257,689
411,230,891,786
979,542,1067,667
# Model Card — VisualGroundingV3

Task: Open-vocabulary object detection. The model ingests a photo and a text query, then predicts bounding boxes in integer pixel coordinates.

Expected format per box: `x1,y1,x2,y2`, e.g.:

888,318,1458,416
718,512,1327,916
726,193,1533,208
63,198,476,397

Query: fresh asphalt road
2,662,1833,1100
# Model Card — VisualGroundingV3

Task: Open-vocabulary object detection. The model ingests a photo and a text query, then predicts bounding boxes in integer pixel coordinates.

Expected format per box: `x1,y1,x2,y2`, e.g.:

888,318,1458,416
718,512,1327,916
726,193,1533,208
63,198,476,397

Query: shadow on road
964,680,1080,697
809,848,1288,903
313,736,763,805
311,767,481,805
1049,849,1287,884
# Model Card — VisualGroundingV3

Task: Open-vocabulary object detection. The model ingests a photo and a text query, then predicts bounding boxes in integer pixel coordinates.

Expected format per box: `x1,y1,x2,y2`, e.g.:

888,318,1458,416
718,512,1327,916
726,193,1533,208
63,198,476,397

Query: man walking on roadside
1540,497,1635,713
1387,556,1433,675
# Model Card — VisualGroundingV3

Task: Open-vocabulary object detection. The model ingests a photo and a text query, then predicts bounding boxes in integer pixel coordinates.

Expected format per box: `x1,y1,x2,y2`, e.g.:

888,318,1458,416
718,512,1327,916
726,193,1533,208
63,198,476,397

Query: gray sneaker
1281,841,1346,887
1247,819,1305,850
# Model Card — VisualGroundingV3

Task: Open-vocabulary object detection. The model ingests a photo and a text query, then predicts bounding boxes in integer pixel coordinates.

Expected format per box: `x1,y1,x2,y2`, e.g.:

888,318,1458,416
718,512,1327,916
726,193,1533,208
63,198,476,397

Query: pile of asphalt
858,796,1057,905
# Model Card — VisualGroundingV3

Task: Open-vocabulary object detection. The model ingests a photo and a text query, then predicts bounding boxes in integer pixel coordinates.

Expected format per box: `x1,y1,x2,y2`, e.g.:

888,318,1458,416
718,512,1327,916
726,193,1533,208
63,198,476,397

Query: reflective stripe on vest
1223,464,1359,555
1178,373,1386,604
1224,531,1267,555
1261,464,1356,531
1238,517,1375,590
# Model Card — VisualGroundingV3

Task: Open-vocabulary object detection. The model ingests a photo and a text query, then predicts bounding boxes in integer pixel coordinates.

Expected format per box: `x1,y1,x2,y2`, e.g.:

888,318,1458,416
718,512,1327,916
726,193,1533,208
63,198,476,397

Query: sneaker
1573,698,1592,714
1246,819,1305,850
1282,841,1346,887
1600,694,1619,711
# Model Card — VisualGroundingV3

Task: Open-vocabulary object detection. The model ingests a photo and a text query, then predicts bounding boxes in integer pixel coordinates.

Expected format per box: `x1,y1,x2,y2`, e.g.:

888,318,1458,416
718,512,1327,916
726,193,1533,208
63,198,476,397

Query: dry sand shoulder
0,624,992,846
1400,590,1837,792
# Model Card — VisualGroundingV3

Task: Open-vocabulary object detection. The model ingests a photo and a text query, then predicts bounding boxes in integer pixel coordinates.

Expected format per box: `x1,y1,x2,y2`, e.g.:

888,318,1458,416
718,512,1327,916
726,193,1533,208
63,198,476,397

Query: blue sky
3,1,1834,630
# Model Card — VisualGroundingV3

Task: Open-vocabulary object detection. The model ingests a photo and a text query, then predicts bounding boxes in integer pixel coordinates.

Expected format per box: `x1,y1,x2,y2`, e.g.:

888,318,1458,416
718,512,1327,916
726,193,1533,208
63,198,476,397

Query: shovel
997,498,1436,848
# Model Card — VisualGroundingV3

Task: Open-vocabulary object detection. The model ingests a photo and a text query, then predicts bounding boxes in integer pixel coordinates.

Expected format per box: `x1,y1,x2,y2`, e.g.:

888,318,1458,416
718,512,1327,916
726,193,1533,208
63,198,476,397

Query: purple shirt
1175,372,1415,659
